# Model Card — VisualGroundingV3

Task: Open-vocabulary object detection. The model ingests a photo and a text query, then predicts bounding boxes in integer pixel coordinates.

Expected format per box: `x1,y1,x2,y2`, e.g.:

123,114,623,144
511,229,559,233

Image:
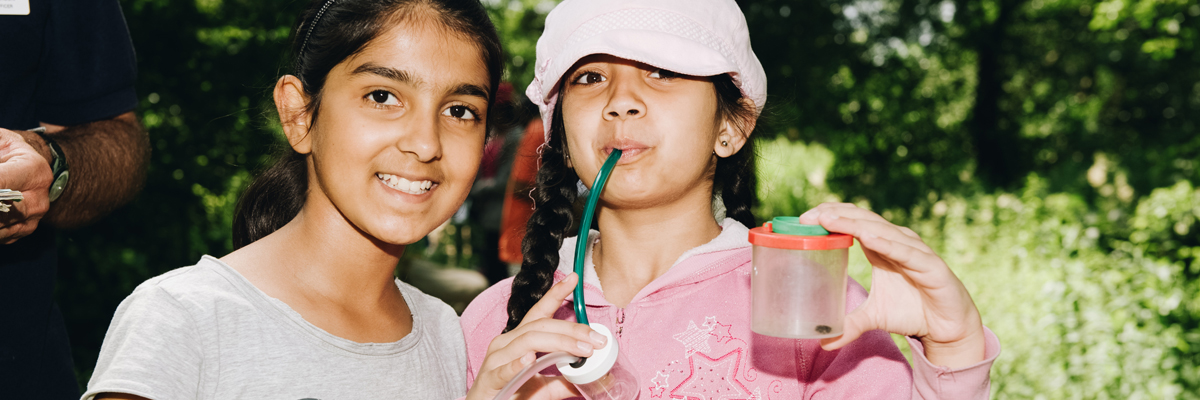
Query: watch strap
33,129,70,202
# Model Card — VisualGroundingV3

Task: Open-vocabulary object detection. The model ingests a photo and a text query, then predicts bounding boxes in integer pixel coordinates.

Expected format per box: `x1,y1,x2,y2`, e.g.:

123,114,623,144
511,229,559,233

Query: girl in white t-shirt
84,1,603,399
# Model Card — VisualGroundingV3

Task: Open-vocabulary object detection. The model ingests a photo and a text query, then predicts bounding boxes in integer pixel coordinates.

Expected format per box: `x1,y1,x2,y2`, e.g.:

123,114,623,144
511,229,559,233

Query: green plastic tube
574,149,622,325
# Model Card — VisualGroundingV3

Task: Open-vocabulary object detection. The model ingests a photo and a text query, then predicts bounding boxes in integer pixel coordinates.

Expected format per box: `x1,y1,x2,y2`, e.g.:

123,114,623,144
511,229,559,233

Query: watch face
49,170,68,202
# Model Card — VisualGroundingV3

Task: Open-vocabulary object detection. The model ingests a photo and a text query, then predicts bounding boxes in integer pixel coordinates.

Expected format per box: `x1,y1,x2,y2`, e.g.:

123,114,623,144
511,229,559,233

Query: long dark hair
232,0,503,249
504,74,759,332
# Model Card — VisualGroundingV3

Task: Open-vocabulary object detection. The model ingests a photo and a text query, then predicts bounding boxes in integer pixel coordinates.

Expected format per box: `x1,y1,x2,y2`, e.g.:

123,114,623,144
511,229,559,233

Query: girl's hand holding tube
466,273,604,400
798,203,986,369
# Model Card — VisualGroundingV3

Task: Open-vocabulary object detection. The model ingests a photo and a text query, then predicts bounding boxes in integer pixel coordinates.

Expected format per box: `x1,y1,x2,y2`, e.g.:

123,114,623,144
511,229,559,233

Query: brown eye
574,71,606,85
649,69,678,79
368,90,399,106
442,105,477,120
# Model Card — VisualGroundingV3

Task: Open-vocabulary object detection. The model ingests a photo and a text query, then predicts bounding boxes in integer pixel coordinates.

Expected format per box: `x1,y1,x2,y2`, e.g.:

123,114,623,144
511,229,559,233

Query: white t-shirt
84,255,467,400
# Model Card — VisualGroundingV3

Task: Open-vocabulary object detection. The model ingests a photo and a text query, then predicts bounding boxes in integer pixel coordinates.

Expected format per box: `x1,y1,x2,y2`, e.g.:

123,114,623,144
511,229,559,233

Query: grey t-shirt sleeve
84,283,204,400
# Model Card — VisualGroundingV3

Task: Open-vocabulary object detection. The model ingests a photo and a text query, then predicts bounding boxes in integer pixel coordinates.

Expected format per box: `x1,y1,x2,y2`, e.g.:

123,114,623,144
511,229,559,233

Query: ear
274,75,314,154
714,98,757,158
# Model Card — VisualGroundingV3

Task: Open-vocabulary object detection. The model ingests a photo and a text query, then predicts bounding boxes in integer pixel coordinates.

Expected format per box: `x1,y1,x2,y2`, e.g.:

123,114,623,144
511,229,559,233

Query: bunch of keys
0,189,23,212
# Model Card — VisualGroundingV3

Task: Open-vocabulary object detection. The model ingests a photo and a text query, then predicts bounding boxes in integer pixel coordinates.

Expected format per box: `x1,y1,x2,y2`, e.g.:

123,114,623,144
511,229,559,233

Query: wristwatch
33,128,70,202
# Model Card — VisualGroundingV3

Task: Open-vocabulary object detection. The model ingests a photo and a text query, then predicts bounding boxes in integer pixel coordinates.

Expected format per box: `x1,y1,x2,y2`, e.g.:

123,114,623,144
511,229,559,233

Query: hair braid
504,103,578,332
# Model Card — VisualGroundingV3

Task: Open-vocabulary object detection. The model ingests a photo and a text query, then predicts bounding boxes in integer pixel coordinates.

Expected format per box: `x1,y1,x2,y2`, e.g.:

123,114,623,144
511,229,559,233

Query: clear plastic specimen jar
747,217,854,339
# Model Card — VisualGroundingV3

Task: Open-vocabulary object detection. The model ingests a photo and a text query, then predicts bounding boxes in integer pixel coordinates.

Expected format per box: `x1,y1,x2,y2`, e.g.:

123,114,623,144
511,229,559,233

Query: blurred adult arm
0,0,145,244
0,112,148,243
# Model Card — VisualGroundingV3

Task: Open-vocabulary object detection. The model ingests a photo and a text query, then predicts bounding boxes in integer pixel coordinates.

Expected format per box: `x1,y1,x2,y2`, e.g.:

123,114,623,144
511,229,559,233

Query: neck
593,190,722,307
232,192,405,308
283,206,404,302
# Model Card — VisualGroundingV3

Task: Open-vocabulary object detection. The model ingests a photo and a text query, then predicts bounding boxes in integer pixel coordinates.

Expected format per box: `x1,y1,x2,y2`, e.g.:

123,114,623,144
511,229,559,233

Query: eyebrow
351,62,490,102
452,84,490,102
352,62,419,85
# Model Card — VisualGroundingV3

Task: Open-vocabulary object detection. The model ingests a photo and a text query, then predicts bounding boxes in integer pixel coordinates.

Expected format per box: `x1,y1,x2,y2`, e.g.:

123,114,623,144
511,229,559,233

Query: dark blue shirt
0,0,138,397
0,0,137,130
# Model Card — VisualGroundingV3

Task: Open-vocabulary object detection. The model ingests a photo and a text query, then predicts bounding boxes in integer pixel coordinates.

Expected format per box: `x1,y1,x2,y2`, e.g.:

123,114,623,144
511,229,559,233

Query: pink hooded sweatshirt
461,219,1000,399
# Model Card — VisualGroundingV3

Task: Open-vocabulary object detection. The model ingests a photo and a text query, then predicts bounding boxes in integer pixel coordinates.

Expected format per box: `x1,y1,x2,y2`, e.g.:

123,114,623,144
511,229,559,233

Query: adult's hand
0,128,53,244
466,273,605,400
799,202,986,369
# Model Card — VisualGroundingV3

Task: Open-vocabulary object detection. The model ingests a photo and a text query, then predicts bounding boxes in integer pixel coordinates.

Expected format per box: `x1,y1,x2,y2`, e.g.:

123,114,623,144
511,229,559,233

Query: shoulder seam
151,284,211,394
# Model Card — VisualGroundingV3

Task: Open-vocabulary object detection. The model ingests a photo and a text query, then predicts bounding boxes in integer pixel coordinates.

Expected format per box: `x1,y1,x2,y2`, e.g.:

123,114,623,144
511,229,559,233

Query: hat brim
538,29,740,103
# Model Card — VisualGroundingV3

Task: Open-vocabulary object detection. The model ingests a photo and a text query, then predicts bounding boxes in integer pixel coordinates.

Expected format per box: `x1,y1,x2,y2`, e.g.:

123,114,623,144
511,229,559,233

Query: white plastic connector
556,323,618,385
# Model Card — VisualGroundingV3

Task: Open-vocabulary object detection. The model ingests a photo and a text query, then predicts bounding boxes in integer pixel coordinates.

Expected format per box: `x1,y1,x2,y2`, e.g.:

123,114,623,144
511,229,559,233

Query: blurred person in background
496,113,544,272
468,83,527,284
0,0,148,398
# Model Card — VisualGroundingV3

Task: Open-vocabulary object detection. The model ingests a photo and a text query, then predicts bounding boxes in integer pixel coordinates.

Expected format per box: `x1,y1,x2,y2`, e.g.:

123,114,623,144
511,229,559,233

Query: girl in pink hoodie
462,1,1000,399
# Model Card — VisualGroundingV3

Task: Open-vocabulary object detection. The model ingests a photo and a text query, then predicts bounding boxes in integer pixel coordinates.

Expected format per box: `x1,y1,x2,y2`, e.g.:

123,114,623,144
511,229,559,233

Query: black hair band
299,0,339,57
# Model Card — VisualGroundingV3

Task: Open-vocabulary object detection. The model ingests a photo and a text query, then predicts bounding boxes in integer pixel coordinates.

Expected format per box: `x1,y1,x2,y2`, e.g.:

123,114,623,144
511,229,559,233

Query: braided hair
503,73,759,332
504,100,580,332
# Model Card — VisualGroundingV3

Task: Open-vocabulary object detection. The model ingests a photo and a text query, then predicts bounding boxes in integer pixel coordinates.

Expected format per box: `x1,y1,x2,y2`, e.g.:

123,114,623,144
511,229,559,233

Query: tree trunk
970,0,1023,189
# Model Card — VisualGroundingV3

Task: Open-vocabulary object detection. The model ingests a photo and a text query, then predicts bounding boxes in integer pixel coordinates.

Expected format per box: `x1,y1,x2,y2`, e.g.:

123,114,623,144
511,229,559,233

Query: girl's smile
375,172,436,196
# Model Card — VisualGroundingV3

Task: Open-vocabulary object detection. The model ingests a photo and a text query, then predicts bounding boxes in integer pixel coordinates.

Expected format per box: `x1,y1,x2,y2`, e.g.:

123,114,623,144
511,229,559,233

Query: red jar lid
748,221,853,250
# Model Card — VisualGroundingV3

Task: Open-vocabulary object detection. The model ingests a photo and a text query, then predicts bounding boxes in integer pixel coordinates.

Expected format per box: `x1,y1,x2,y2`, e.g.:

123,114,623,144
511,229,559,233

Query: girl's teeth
376,173,432,194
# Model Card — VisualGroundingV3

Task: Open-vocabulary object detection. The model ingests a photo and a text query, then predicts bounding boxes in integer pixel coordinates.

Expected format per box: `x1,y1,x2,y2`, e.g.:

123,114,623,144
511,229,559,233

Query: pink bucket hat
526,0,768,141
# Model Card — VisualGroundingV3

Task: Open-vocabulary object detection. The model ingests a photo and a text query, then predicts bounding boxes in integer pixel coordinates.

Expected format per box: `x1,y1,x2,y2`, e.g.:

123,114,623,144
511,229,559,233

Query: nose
396,112,442,162
602,78,646,121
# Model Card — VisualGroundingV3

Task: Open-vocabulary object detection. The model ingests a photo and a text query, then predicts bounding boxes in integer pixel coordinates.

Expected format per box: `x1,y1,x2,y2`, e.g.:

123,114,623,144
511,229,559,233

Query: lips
602,139,650,161
376,173,435,195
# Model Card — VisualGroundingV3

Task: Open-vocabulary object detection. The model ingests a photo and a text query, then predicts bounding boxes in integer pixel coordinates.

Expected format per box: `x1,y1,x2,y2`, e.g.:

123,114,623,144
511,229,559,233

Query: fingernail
826,213,839,220
577,341,594,353
521,353,535,366
590,331,607,346
862,232,877,240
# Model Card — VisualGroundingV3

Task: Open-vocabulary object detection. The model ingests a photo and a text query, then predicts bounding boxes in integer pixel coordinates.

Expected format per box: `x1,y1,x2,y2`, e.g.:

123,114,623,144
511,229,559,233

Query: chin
372,230,427,246
362,219,435,246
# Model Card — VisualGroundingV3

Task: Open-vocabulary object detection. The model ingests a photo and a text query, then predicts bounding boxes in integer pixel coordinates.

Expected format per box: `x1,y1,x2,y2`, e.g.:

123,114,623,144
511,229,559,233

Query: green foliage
483,0,555,91
743,0,1200,209
755,137,841,218
952,179,1199,399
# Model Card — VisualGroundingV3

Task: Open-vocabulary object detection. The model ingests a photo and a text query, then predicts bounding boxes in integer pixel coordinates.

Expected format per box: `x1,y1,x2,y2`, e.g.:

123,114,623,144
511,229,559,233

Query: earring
721,140,729,147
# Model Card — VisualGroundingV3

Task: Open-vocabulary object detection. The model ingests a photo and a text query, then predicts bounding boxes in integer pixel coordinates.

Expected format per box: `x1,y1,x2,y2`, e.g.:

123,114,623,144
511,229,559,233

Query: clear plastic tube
492,352,581,400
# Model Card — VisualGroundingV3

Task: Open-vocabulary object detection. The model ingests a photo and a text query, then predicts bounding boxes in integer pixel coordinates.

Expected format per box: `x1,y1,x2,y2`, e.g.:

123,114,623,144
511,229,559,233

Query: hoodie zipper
615,308,626,338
